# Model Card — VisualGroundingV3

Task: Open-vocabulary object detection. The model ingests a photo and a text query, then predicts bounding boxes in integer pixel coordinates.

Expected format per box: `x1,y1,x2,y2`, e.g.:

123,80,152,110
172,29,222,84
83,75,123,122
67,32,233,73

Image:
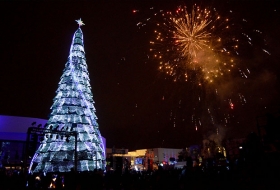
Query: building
106,147,182,171
0,115,48,169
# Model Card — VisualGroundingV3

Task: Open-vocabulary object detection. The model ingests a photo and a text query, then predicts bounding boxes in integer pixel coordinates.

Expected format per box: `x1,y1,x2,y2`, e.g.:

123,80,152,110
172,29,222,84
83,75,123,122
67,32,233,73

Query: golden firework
150,5,237,83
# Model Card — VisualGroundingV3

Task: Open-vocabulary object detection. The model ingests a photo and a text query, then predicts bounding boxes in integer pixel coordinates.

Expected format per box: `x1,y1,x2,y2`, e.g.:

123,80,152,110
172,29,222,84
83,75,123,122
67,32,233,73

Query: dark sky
0,0,279,150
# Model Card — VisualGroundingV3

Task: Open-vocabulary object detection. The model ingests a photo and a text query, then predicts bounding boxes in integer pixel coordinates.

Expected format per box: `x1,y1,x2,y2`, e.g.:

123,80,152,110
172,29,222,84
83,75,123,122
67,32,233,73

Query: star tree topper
76,18,85,27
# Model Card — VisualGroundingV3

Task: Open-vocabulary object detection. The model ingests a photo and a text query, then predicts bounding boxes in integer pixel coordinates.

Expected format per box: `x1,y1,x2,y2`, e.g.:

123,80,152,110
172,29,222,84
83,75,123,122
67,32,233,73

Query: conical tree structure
29,21,105,173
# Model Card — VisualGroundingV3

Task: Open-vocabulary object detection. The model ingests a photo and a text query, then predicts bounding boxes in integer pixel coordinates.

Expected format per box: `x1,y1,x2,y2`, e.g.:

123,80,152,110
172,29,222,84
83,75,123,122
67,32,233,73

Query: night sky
0,0,279,150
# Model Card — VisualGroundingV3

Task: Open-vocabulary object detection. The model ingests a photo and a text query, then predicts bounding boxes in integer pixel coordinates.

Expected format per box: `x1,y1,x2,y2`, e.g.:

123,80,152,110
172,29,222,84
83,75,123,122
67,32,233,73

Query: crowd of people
0,153,279,190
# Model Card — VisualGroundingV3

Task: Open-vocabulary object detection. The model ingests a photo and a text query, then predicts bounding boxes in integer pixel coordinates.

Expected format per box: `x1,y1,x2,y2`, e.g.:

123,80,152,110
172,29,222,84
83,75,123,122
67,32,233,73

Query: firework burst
150,5,239,83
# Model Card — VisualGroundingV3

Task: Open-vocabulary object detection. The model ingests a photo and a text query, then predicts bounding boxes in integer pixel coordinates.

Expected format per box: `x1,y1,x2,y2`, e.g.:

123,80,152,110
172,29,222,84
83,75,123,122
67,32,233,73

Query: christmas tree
29,19,105,173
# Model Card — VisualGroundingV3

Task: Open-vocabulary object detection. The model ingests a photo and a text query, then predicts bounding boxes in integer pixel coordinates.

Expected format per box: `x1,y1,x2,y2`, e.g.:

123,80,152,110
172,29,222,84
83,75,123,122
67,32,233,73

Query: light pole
74,132,77,172
94,151,100,169
95,151,97,169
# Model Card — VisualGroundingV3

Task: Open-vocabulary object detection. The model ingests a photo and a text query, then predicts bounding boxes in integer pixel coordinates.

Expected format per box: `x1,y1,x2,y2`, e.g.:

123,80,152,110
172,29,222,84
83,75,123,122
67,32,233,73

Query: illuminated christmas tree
29,19,105,173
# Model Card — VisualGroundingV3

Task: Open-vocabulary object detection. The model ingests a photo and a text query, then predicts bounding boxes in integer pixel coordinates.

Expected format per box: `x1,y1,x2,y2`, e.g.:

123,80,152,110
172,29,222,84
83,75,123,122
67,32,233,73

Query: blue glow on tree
29,19,105,173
